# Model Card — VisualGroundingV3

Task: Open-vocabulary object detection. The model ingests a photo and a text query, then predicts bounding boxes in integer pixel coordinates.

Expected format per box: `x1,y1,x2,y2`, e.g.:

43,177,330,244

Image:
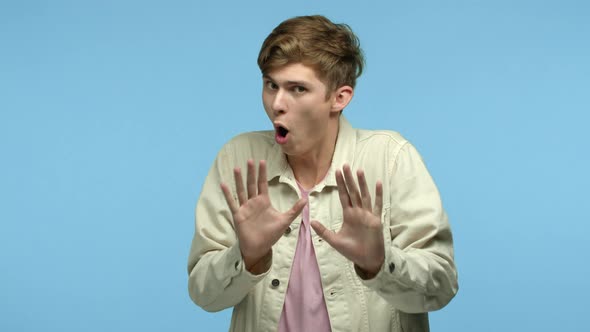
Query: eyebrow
263,75,309,86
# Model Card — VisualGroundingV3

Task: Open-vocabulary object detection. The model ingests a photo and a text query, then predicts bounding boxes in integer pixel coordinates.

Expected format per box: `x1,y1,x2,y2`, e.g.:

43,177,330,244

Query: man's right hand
221,159,306,274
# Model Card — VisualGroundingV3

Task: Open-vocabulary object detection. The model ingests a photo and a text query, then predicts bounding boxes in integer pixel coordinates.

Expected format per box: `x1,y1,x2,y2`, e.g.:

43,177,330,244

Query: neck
288,119,339,190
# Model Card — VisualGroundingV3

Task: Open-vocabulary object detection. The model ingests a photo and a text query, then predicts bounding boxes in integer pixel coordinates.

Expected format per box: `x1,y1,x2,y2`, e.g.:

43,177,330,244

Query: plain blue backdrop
1,1,589,331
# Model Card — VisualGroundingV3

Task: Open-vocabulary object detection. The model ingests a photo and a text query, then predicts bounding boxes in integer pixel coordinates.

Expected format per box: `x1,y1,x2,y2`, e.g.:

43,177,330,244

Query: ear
330,85,354,113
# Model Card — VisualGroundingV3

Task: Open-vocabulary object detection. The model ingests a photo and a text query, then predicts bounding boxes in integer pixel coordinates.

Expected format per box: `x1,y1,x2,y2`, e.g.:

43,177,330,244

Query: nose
271,90,287,116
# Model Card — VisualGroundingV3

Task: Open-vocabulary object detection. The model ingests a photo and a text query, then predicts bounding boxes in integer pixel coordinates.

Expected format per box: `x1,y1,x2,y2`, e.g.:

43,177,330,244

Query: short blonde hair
258,15,364,93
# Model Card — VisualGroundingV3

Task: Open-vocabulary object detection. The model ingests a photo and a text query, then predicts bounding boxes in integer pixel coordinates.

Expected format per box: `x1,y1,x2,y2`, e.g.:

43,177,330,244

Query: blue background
1,0,589,331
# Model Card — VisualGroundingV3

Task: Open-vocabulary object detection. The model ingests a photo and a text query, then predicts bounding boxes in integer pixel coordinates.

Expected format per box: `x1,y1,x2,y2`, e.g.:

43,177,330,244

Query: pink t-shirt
278,184,332,332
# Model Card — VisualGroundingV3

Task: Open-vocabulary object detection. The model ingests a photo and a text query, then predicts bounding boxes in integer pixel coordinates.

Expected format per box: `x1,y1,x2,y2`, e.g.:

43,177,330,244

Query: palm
311,164,385,275
233,195,291,260
221,160,306,270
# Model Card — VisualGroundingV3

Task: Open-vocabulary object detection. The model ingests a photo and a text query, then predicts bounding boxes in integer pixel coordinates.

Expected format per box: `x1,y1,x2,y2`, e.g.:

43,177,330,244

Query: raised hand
310,164,385,278
221,159,307,274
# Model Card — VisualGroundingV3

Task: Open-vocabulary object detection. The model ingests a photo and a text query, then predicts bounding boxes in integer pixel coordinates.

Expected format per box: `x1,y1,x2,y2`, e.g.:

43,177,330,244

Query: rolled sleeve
357,142,458,313
187,143,270,312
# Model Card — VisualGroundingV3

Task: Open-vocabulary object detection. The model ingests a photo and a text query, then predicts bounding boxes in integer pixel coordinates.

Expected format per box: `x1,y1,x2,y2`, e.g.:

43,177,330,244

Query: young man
188,15,458,332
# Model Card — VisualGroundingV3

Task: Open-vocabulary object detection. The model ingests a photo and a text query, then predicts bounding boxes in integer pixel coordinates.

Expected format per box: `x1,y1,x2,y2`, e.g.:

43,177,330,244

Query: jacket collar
266,115,357,188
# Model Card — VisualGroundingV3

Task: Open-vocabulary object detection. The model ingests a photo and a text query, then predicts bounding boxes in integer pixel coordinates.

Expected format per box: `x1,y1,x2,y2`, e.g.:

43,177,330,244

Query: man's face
262,63,341,159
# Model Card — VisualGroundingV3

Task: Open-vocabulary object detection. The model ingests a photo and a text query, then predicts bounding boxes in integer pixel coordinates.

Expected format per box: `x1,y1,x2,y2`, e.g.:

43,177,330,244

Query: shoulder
218,130,278,161
351,126,427,170
351,127,432,182
354,127,410,153
225,130,275,148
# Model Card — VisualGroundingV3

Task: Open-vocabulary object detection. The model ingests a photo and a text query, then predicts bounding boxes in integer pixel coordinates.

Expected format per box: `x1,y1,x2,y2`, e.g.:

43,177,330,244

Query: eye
293,86,307,93
265,80,278,90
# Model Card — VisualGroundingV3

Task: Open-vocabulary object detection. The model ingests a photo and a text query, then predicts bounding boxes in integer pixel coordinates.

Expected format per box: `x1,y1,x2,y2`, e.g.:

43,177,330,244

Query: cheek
261,95,273,117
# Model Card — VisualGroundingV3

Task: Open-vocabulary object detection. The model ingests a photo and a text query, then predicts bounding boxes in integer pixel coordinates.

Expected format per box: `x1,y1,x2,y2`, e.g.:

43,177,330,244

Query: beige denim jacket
188,116,458,332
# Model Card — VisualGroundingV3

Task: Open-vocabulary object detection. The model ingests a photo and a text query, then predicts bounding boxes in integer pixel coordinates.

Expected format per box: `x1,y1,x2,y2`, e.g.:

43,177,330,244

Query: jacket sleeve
358,142,459,313
187,143,270,312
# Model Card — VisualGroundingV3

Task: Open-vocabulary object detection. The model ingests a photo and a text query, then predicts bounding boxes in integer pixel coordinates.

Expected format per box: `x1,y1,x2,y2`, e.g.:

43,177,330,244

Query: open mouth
275,125,289,144
277,126,289,138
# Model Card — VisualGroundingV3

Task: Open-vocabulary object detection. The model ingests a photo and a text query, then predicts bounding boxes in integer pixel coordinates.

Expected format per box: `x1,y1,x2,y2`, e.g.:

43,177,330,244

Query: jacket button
271,279,280,287
389,262,396,273
284,226,292,235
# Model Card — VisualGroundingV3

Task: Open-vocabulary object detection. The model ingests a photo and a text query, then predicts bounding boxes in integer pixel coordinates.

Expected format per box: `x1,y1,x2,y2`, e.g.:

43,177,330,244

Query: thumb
285,197,307,223
310,220,338,248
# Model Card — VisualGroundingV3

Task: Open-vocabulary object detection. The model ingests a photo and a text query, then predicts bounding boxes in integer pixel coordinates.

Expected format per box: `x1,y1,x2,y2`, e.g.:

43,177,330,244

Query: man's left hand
310,164,385,279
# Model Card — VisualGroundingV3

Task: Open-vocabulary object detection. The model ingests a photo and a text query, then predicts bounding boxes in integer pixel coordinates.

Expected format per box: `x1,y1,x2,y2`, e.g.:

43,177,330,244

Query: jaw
283,132,334,168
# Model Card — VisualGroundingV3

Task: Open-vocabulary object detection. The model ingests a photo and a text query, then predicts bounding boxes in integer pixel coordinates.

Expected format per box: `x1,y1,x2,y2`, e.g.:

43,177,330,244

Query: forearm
359,244,458,313
364,142,458,312
188,244,269,312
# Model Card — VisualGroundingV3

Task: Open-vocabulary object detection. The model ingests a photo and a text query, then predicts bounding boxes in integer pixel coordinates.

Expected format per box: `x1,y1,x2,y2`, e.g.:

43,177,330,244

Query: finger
220,183,239,214
285,197,307,223
343,164,362,207
374,181,383,218
335,169,352,208
310,220,339,248
246,159,257,199
233,167,247,206
257,160,268,195
357,169,372,210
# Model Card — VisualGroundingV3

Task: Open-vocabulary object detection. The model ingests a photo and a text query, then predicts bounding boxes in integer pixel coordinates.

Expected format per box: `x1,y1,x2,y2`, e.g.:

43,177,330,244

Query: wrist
244,250,272,275
354,253,385,280
354,263,381,280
